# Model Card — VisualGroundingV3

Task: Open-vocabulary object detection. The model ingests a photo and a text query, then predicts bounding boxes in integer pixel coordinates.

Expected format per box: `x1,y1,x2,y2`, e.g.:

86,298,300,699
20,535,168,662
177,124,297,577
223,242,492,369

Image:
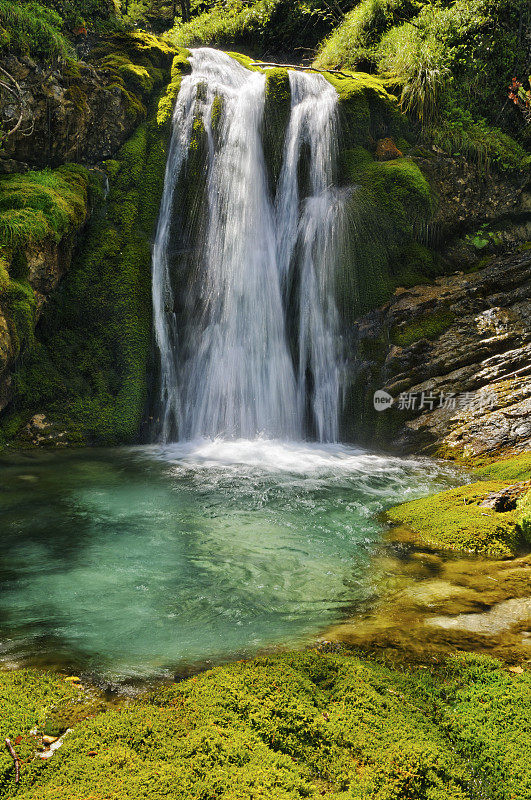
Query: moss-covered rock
390,308,454,347
386,480,530,556
157,48,192,127
0,39,194,446
325,71,404,149
263,68,291,192
336,146,433,317
0,166,91,422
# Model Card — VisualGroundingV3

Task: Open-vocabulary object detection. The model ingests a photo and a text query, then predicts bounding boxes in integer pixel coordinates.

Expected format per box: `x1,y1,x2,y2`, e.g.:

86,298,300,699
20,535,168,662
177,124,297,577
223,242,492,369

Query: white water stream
152,48,346,443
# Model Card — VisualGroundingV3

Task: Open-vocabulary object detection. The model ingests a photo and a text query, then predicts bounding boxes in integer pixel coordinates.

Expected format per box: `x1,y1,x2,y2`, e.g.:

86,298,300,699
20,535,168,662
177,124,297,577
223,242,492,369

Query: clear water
0,440,458,681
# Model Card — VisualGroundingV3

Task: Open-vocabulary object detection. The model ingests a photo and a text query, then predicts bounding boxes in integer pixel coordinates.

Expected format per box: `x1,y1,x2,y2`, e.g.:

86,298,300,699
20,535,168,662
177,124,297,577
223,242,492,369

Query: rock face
415,150,531,260
0,32,177,433
343,250,531,458
0,33,175,172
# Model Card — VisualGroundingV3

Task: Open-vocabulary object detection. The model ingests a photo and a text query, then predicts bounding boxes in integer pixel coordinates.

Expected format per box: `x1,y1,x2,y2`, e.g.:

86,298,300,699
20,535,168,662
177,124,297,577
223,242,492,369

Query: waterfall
152,48,346,444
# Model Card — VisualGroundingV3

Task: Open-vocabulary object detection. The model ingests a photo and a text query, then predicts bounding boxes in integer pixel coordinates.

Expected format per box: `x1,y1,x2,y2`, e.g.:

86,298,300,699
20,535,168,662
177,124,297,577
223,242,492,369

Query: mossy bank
386,452,531,555
1,649,530,800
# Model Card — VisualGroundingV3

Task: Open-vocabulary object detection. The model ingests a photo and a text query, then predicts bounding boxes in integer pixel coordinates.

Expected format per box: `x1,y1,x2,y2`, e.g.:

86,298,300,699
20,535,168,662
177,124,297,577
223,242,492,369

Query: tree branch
5,739,20,784
250,61,353,78
0,65,27,139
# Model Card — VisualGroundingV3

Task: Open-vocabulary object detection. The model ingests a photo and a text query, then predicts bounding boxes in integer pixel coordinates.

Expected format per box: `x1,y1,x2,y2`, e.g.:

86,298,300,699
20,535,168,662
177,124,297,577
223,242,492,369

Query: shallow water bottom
0,439,459,681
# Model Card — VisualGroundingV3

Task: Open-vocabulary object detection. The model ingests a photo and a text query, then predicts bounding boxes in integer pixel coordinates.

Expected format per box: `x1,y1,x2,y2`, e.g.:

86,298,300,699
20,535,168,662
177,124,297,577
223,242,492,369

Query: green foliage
3,652,530,799
316,0,530,169
168,0,280,46
386,480,525,555
431,106,527,173
167,0,353,51
315,0,422,71
0,0,73,59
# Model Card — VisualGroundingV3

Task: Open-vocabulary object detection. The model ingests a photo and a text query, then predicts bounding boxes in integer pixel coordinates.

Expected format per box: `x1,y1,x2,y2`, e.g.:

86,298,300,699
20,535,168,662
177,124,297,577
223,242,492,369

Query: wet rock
375,137,402,161
428,597,531,637
344,250,531,457
480,481,531,511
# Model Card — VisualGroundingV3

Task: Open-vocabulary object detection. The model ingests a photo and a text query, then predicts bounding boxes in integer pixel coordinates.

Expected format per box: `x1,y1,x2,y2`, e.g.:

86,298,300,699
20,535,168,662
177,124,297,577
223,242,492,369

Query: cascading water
152,48,346,443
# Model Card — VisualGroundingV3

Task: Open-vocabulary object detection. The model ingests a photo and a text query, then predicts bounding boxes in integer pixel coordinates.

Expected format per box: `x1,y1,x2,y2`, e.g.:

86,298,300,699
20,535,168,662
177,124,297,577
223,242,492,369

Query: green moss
516,490,531,542
386,480,524,555
101,54,155,98
64,84,88,112
0,166,90,250
325,71,404,148
474,452,531,482
88,31,177,125
336,148,434,317
157,49,191,127
210,93,225,146
0,166,90,389
391,308,454,347
0,670,78,797
263,68,291,191
6,114,170,445
1,280,37,358
226,51,265,72
4,651,530,800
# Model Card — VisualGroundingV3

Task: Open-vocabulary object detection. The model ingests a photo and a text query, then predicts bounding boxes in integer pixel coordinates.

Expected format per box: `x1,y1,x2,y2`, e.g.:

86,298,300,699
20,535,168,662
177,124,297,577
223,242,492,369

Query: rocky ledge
344,249,531,459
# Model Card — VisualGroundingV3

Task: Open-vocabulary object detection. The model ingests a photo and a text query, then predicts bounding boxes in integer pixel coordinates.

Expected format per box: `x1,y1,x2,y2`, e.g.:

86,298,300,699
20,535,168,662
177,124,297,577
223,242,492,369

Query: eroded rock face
0,34,175,171
343,250,531,458
415,150,531,259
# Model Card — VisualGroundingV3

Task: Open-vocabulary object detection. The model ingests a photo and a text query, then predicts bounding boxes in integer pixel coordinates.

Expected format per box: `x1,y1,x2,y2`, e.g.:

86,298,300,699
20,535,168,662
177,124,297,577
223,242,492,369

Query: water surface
0,440,459,680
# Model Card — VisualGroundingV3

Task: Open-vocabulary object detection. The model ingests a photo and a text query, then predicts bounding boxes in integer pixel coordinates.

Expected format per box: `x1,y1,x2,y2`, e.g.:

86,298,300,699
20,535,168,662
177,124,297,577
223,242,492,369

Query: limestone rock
344,250,531,457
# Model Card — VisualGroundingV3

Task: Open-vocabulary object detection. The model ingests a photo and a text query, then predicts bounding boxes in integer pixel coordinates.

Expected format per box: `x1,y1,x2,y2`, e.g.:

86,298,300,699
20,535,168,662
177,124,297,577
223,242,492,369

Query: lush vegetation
0,1,74,59
5,119,168,444
0,165,90,367
167,0,354,52
0,651,528,799
316,0,530,169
